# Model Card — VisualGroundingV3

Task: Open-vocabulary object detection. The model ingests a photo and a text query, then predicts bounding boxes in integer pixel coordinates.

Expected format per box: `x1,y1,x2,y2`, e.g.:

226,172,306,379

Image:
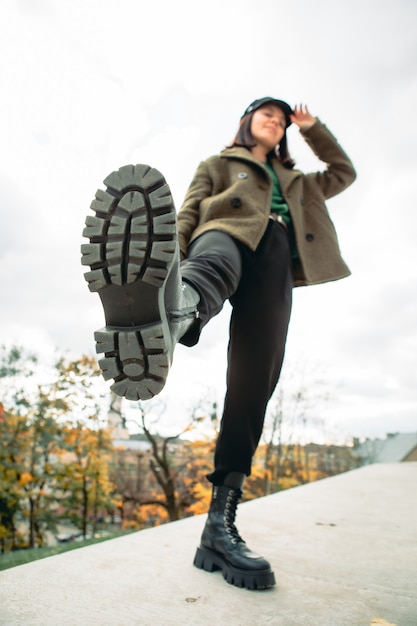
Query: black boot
194,485,276,590
81,164,199,400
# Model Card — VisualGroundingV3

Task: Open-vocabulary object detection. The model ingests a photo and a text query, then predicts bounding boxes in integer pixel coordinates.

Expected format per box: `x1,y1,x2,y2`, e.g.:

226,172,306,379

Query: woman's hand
290,104,317,130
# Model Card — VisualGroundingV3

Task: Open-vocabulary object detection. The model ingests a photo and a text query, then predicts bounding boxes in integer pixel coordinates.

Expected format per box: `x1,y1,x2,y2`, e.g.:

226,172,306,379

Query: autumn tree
48,355,115,538
0,406,28,551
20,391,66,548
59,424,114,538
111,395,220,527
0,345,54,549
180,397,219,516
0,346,114,549
111,400,191,524
260,362,330,494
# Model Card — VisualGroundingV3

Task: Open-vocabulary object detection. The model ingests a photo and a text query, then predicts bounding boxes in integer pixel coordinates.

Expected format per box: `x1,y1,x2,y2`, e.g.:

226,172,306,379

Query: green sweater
265,162,298,259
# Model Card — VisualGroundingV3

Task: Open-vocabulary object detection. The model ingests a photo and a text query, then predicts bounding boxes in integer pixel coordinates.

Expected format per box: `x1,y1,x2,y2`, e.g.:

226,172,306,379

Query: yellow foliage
121,519,141,531
19,472,34,487
187,482,212,516
135,504,169,528
279,476,302,490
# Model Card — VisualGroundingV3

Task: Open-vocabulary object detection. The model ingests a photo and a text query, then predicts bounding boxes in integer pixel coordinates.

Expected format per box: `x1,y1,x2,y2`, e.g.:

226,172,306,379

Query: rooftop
354,432,417,464
1,462,416,626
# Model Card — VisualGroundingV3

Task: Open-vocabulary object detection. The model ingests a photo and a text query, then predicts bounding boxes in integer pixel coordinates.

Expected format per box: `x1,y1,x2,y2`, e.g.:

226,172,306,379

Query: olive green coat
177,120,356,287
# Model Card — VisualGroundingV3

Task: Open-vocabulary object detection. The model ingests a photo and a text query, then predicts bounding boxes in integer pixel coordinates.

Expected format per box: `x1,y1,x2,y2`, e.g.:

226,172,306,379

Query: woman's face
250,104,286,153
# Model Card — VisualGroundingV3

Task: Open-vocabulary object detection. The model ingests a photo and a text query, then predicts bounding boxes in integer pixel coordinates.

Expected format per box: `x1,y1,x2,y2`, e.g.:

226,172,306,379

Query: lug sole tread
193,545,276,590
81,164,177,292
82,164,178,400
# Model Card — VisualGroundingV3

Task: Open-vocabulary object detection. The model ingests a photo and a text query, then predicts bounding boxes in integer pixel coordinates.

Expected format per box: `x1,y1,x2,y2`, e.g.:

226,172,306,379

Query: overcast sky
1,0,416,443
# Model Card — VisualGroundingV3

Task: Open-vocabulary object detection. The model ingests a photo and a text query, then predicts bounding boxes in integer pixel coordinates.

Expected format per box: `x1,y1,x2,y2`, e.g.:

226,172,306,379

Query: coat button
306,233,314,242
231,197,242,208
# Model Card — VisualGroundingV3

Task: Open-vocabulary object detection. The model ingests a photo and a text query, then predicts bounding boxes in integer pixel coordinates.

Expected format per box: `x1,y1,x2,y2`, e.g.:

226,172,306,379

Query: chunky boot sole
194,545,276,590
81,164,178,401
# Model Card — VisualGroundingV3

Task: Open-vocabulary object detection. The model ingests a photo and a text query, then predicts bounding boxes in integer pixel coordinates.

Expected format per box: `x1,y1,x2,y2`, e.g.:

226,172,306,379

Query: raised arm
290,103,317,130
292,104,356,198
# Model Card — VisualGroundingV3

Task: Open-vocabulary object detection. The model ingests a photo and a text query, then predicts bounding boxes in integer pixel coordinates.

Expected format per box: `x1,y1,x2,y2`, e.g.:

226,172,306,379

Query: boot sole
81,164,177,401
193,545,276,590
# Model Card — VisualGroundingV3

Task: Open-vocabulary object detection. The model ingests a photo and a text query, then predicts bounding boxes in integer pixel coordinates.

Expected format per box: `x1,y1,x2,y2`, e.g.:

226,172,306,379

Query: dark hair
229,112,295,169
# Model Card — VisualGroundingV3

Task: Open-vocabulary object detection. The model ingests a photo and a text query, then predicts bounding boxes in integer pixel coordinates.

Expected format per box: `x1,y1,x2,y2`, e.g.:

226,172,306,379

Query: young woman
82,97,356,590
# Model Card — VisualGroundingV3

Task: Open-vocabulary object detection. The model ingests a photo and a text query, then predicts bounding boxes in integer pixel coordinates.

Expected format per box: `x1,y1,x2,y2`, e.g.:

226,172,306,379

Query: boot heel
94,323,169,401
193,546,220,573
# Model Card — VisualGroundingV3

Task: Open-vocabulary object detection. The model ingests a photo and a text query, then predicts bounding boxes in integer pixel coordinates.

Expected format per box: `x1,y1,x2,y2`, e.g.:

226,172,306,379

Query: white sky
1,0,416,443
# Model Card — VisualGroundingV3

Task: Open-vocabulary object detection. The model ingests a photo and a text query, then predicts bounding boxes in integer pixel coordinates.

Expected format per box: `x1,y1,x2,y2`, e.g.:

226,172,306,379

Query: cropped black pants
180,220,293,485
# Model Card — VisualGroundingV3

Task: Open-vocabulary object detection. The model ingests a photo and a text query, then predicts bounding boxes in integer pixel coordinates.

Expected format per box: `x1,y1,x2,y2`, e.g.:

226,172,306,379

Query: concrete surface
0,463,416,626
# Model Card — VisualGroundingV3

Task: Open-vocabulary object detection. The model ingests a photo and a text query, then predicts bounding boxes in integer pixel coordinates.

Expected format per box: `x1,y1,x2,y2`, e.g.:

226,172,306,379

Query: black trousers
180,220,293,485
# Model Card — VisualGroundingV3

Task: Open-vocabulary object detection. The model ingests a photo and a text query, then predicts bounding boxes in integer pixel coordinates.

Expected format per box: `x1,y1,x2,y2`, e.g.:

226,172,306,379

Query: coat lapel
270,160,302,196
221,147,301,195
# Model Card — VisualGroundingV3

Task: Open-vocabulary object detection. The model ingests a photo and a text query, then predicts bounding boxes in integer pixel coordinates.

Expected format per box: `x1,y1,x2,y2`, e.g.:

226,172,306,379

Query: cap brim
265,99,293,127
242,97,293,126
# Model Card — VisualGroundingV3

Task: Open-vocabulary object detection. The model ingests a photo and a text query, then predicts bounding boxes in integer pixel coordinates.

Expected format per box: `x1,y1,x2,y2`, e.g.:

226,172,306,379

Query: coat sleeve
177,159,214,258
300,120,357,199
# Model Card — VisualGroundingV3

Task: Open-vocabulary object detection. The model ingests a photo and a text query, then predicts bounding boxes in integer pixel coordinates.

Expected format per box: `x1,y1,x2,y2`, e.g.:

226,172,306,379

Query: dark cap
241,97,293,127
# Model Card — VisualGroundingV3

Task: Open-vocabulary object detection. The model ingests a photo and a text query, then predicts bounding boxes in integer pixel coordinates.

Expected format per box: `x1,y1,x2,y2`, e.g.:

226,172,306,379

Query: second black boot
194,485,276,590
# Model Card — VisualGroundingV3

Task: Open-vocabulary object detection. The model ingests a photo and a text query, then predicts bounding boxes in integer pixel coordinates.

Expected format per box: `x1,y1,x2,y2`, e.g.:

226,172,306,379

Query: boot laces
223,491,244,545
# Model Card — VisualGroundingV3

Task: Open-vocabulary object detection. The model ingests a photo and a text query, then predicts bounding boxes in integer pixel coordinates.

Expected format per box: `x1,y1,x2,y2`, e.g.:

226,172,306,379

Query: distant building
354,432,417,464
107,394,130,441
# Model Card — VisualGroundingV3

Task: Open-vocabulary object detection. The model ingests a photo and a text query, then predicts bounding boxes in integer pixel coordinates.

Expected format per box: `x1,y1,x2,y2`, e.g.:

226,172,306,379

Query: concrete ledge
1,463,416,626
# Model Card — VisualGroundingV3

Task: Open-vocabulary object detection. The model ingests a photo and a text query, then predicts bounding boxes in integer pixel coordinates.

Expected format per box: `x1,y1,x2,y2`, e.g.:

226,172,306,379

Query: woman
81,97,356,590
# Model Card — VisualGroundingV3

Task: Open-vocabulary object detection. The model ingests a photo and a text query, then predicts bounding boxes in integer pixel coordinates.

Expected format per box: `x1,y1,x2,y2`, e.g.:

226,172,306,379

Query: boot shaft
202,485,243,547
